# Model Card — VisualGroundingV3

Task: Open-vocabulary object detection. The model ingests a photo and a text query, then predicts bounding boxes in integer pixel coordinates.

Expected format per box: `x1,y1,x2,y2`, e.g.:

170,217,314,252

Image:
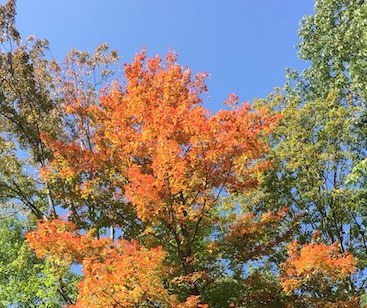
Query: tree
0,0,363,306
0,0,63,218
252,90,366,256
0,0,81,305
27,51,289,306
242,0,367,303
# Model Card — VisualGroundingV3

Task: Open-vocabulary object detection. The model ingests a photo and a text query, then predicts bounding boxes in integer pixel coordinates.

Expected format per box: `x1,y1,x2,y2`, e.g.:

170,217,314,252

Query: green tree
247,0,367,302
0,0,60,218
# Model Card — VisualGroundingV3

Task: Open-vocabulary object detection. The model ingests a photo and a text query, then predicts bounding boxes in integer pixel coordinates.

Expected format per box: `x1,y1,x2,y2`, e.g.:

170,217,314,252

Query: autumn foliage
281,240,357,306
24,50,359,307
24,51,287,306
43,51,279,226
0,0,364,306
27,220,171,307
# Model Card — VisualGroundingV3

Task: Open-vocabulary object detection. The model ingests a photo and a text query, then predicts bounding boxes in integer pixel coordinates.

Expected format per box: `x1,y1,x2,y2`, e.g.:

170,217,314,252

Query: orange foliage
74,241,169,307
30,51,280,307
281,241,356,292
176,295,209,308
42,50,279,227
280,241,356,306
27,220,171,307
26,219,88,264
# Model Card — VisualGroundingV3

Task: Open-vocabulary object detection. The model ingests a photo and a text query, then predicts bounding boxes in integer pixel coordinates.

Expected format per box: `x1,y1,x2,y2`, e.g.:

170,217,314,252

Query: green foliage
201,276,244,307
292,0,367,100
250,88,366,296
0,216,79,307
247,0,367,300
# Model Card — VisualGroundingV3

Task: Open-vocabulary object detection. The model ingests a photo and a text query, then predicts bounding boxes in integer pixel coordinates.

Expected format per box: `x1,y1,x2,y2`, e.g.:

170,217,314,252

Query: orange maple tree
26,51,290,306
43,51,279,253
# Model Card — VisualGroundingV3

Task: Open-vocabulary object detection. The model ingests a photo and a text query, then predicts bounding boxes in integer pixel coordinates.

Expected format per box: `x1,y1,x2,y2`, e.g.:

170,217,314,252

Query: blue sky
16,1,314,111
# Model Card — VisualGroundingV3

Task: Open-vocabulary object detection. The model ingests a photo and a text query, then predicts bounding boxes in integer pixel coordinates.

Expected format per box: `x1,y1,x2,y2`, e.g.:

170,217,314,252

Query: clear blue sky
16,1,314,111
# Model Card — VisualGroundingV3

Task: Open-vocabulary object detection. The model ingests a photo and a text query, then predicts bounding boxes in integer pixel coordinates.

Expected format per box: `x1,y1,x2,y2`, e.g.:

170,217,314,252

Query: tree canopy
0,0,366,307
